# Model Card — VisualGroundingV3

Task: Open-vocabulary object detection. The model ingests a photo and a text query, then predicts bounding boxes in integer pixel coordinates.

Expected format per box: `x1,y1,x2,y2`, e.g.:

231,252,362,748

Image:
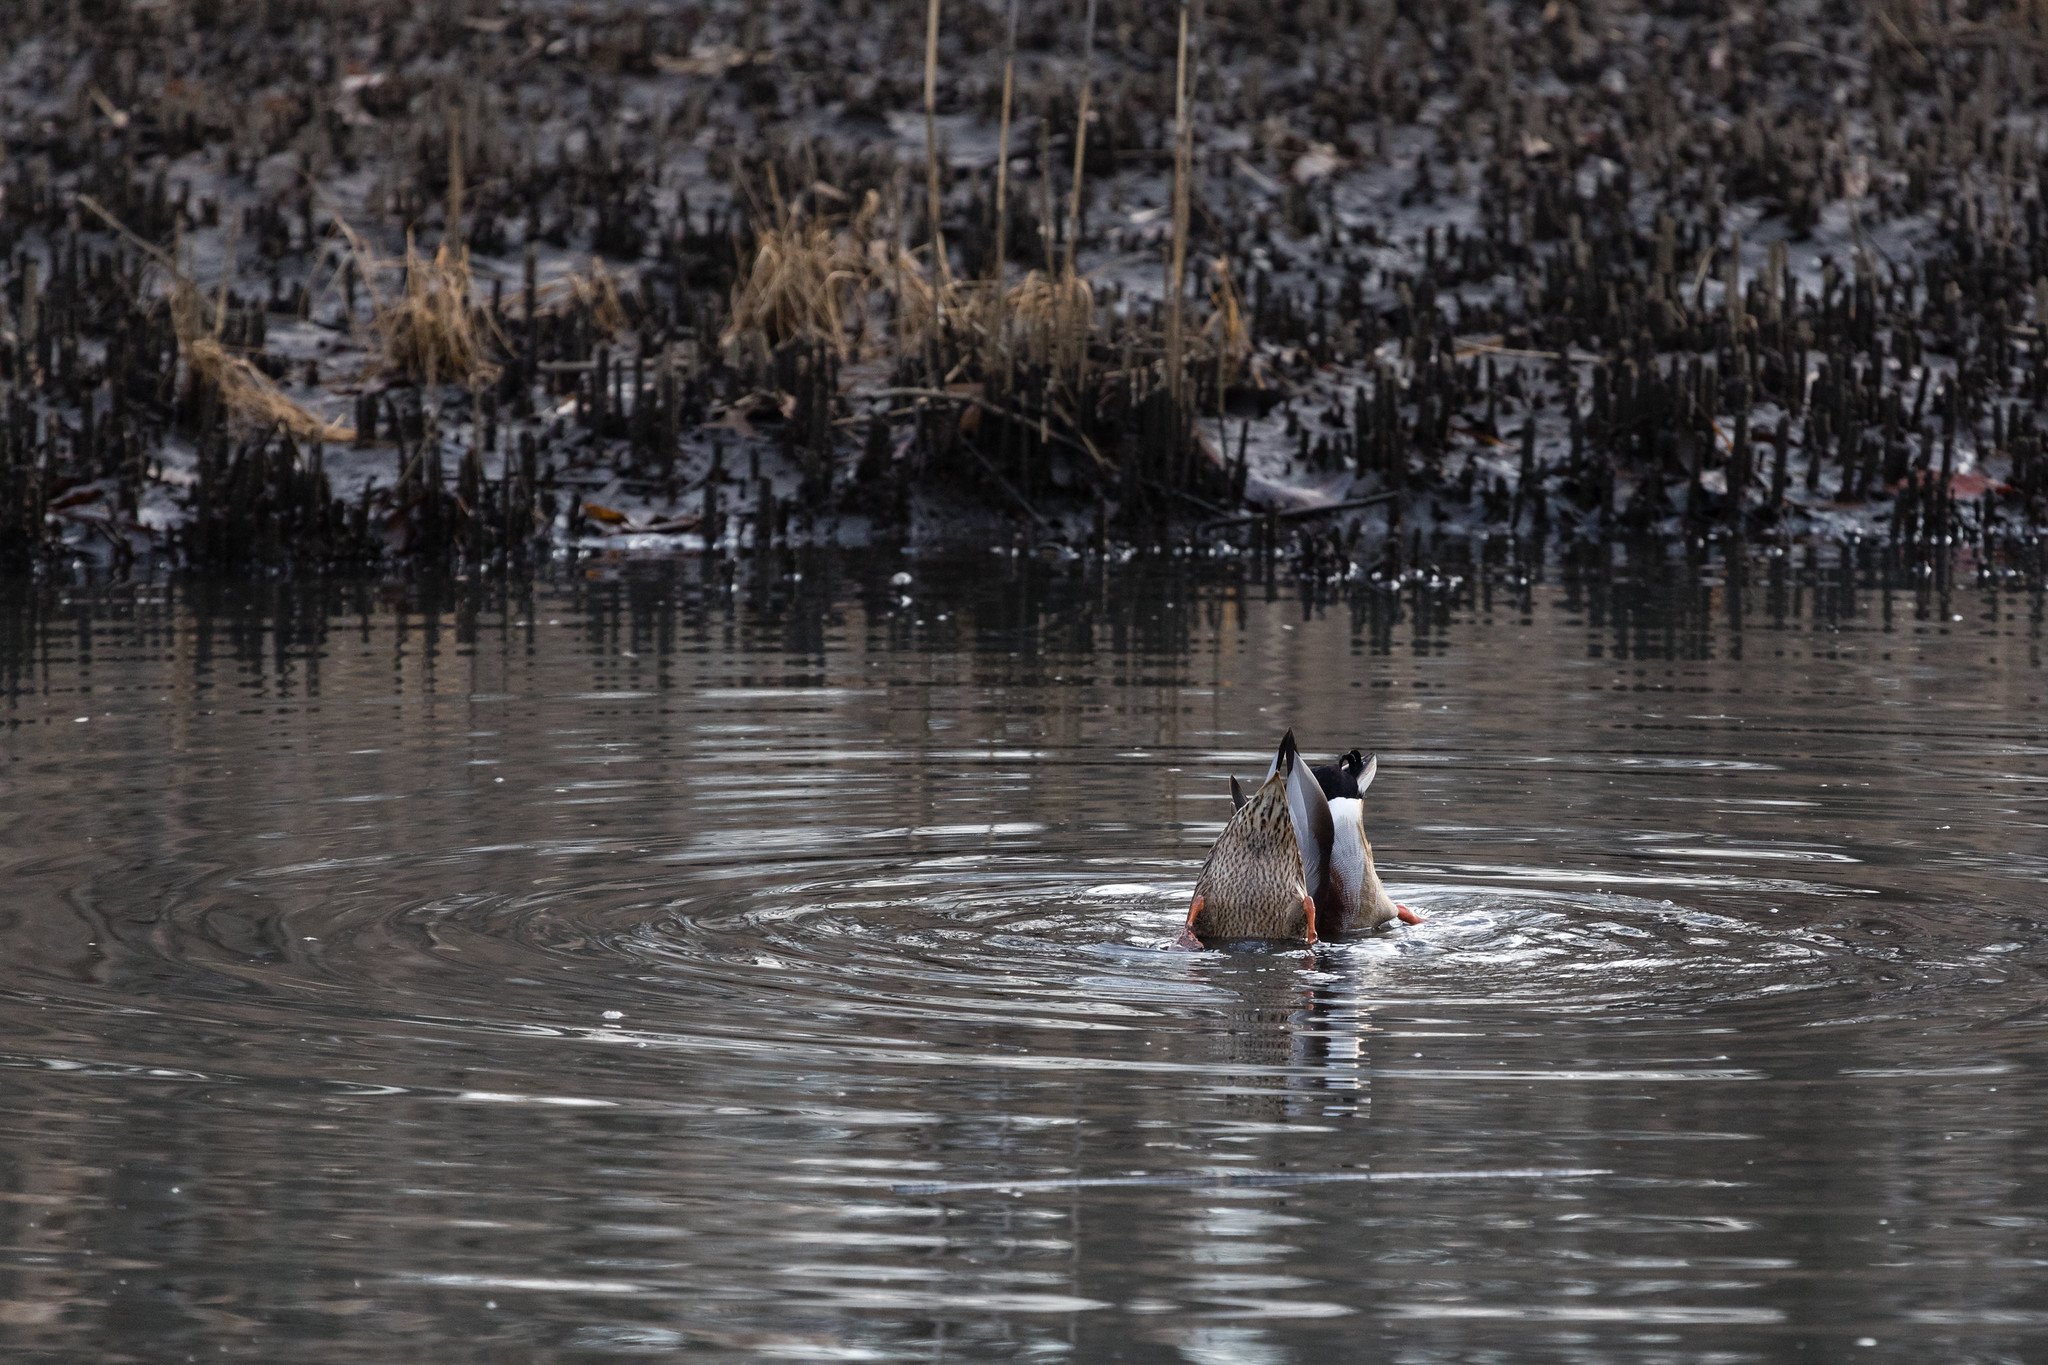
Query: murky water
2,549,2045,1362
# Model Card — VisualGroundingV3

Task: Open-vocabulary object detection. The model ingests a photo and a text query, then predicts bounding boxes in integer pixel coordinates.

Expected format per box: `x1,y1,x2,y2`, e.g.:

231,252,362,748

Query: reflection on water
1,547,2045,1361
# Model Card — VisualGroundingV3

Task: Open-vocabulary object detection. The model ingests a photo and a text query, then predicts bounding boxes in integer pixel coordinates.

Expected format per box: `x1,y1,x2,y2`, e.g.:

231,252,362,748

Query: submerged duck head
1182,731,1421,945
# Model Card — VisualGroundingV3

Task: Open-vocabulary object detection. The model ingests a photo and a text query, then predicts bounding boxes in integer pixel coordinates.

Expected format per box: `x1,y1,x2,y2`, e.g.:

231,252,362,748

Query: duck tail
1264,729,1301,784
1265,729,1334,912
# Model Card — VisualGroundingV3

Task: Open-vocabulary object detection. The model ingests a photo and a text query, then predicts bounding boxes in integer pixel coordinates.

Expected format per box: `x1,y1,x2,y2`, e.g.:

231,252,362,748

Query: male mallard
1183,731,1421,944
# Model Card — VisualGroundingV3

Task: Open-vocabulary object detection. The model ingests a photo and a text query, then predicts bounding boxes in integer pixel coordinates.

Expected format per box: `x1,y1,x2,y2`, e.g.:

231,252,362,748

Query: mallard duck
1314,748,1372,799
1182,731,1421,944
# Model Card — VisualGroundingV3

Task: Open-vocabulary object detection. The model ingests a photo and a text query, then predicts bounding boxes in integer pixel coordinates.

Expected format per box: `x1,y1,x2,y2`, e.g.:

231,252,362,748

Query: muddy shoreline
3,1,2047,577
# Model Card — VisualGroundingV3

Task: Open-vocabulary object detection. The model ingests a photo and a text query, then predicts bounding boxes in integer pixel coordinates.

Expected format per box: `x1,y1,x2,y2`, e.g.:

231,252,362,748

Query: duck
1314,748,1373,800
1182,730,1421,944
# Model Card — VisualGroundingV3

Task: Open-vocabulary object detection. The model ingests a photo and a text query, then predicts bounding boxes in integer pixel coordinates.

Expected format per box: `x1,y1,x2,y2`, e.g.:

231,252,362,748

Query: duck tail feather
1230,775,1247,811
1265,729,1298,786
1285,740,1335,903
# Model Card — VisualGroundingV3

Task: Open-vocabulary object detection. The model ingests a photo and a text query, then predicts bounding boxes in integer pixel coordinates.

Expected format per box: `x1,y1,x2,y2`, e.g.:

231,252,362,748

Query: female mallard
1181,731,1422,944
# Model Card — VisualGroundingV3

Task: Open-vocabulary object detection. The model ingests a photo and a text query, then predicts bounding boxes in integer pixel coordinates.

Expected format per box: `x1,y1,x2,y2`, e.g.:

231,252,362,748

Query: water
2,550,2045,1362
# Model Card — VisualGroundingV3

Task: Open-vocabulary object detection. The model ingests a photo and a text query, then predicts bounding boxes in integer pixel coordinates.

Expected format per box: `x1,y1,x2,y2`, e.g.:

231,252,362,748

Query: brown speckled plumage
1189,768,1311,939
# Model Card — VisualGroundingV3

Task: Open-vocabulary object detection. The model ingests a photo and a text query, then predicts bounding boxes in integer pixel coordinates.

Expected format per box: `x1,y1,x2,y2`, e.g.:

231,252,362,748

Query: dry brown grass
884,243,984,358
724,193,988,360
333,219,498,388
384,240,496,386
724,209,875,352
1006,267,1094,377
562,258,629,336
495,258,631,336
1202,256,1251,386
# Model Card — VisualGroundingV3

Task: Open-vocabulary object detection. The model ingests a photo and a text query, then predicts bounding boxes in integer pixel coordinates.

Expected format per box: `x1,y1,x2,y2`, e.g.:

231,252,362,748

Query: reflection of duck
1182,731,1421,945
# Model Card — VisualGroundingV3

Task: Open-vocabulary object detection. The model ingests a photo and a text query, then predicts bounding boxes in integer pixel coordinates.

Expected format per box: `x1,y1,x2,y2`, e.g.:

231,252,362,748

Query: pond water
2,548,2045,1362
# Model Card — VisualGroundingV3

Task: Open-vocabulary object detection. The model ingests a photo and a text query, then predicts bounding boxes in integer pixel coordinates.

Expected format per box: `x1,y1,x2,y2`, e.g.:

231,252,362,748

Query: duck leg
1396,903,1424,925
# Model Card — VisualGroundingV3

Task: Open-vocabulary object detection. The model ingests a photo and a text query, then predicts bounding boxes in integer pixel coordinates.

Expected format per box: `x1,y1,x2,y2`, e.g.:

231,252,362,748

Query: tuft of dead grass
334,219,499,388
881,242,983,358
724,192,984,361
563,258,629,337
1006,267,1094,377
724,195,883,355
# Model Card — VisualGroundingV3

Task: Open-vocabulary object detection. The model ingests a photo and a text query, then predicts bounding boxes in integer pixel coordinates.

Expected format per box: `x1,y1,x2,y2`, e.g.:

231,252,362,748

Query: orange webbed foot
1396,903,1424,926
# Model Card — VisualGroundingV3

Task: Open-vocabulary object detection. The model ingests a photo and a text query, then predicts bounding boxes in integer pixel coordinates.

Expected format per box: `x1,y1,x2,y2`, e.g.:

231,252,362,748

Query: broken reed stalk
991,0,1020,383
1204,256,1249,388
1063,0,1099,278
1165,0,1194,414
923,0,945,379
1037,119,1056,274
448,105,464,249
216,205,238,344
74,194,352,444
893,168,911,356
